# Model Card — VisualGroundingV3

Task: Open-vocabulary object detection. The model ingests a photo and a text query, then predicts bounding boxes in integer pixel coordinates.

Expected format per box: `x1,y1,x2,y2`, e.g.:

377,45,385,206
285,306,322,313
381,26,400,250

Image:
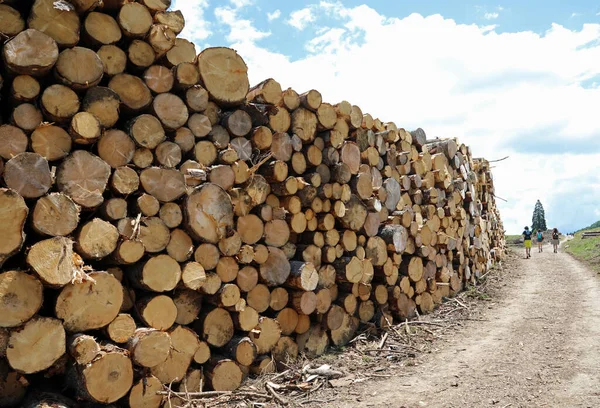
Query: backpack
537,232,543,240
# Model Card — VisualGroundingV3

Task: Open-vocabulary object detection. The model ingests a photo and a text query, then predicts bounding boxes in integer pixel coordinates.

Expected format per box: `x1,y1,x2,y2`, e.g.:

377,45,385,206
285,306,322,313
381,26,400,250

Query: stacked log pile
0,0,505,406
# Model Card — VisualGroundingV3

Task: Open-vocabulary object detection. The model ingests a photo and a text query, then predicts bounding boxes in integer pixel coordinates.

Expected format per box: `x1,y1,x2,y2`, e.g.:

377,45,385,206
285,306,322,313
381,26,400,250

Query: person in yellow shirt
522,226,532,259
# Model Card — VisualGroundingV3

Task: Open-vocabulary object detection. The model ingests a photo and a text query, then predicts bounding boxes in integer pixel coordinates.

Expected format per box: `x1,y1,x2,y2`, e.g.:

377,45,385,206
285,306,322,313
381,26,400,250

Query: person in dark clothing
551,228,560,253
523,226,532,258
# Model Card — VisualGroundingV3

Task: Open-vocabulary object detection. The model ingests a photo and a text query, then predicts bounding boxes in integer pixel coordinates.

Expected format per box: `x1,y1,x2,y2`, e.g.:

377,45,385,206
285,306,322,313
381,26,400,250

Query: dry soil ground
324,242,600,408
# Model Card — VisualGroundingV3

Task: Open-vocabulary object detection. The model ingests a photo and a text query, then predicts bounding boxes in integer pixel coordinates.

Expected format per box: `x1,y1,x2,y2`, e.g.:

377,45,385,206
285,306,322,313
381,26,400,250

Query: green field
565,228,600,272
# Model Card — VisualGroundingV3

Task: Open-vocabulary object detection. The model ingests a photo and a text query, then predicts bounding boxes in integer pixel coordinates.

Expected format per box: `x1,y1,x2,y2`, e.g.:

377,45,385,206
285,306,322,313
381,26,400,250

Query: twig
156,390,270,399
396,321,447,328
378,332,389,349
493,194,508,202
248,152,273,174
300,398,336,405
130,213,142,240
266,383,288,405
488,156,509,163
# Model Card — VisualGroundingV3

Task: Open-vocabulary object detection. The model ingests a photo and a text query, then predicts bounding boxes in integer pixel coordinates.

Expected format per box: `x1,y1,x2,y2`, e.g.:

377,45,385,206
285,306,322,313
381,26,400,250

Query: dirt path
333,244,600,408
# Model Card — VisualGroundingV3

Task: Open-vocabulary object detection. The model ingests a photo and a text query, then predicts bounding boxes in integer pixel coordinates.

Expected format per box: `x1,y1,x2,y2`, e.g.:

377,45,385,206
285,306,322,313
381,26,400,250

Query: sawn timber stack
0,0,506,406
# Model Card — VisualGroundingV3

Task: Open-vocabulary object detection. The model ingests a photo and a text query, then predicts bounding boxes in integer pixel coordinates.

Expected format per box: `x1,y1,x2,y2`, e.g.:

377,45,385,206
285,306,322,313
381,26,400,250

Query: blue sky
172,0,600,233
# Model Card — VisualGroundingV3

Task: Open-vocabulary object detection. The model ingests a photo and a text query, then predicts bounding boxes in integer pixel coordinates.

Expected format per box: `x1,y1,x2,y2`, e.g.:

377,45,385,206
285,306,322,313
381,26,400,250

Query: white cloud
171,0,211,41
182,2,600,233
287,8,316,30
214,6,270,43
484,12,499,20
267,9,281,22
571,12,581,18
230,0,252,8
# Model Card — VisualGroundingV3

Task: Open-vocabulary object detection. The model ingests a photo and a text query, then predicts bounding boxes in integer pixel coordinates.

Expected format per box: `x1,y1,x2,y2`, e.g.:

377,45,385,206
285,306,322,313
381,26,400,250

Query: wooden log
150,325,199,384
57,150,110,208
97,44,126,76
137,295,177,330
197,47,249,107
68,334,100,366
297,324,328,358
280,88,300,110
260,246,291,286
55,272,122,332
195,243,220,271
0,270,43,328
105,313,136,344
286,261,319,291
205,358,243,391
131,254,181,292
292,108,318,144
172,289,202,325
29,125,71,162
128,328,171,368
0,189,27,267
109,73,153,112
153,93,189,130
11,103,42,133
147,24,176,58
272,336,299,368
268,106,291,133
38,84,78,124
83,11,121,46
268,287,288,312
197,307,234,348
237,214,264,245
3,29,58,77
31,193,79,238
144,65,174,93
248,316,281,354
167,229,194,262
26,237,77,288
55,47,103,91
4,153,51,199
140,167,186,203
164,37,196,67
21,392,76,408
28,0,79,47
341,195,368,231
247,78,282,105
207,283,240,308
185,183,234,243
291,290,317,315
194,341,212,365
129,376,163,408
0,4,24,37
75,218,119,260
224,336,257,367
7,316,65,374
379,224,409,253
127,39,156,70
73,344,133,404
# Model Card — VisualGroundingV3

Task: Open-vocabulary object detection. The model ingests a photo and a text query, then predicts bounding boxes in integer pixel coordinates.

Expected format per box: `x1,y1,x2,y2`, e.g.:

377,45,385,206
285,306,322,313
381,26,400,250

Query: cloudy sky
172,0,600,234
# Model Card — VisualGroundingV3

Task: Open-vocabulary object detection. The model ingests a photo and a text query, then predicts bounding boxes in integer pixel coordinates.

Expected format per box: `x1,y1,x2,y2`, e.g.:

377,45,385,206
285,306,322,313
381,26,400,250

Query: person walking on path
523,226,532,258
552,228,560,253
536,230,544,253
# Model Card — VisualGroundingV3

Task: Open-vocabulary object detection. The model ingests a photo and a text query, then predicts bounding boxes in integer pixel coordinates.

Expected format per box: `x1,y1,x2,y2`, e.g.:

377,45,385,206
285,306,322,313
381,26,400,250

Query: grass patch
565,228,600,272
505,234,522,246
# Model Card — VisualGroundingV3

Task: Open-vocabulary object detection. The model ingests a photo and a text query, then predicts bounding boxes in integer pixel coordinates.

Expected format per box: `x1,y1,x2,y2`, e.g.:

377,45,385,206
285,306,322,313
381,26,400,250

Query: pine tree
531,200,547,233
